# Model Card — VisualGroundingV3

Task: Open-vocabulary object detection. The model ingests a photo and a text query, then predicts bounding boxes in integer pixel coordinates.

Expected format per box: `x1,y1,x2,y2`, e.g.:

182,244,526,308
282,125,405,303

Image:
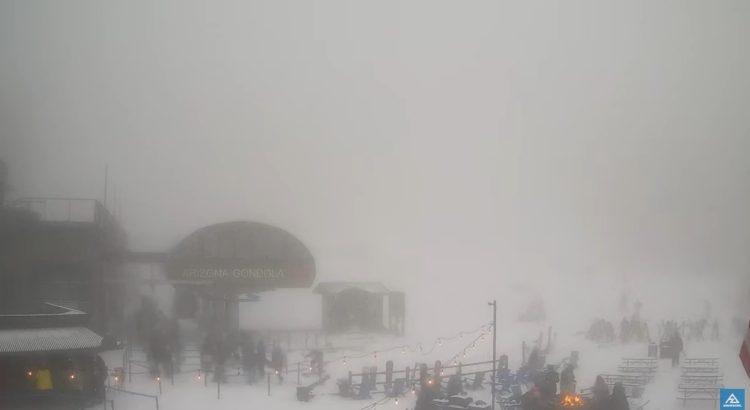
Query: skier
270,342,286,383
415,376,440,410
620,318,630,343
559,363,576,394
92,355,108,401
241,335,256,384
711,319,720,341
538,365,559,400
670,331,684,367
255,339,268,379
306,349,324,378
590,375,610,410
609,382,630,410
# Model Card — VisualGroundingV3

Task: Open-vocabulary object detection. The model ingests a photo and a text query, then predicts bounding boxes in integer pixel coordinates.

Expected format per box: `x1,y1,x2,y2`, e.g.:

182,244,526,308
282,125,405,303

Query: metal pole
217,377,221,399
488,300,497,410
154,396,159,410
267,373,271,396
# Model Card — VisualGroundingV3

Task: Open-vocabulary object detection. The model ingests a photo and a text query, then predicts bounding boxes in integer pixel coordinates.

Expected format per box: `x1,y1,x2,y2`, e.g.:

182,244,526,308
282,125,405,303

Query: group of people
200,331,287,384
586,319,616,343
586,316,650,344
133,296,182,378
659,318,719,342
589,377,629,410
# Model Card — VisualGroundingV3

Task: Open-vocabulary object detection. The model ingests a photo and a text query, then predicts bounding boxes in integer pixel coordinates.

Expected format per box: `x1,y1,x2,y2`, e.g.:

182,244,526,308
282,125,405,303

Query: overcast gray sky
1,1,749,323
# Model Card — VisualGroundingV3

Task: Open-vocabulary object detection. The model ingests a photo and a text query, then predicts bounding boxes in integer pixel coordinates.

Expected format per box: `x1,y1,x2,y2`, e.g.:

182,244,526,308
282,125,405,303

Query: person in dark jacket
591,375,610,410
609,382,630,410
255,339,267,378
270,342,285,383
559,363,576,394
241,335,256,384
671,332,684,367
538,365,559,400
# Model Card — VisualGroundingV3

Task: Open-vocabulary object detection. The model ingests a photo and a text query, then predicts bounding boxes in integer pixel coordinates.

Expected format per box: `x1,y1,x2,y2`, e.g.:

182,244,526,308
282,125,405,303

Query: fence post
297,362,301,385
348,370,353,392
522,341,527,365
405,366,410,386
267,373,271,396
217,377,221,399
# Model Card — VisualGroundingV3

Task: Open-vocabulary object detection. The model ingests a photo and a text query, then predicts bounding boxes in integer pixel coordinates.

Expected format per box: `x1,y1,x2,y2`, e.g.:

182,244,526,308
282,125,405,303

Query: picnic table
621,358,658,367
679,374,722,385
682,358,719,367
680,366,719,374
601,374,648,387
677,384,721,406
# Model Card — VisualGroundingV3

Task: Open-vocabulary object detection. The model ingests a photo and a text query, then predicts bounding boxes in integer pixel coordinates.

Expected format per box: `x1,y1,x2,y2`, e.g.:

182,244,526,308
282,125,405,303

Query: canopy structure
314,281,404,335
0,326,102,354
166,221,316,291
313,282,391,296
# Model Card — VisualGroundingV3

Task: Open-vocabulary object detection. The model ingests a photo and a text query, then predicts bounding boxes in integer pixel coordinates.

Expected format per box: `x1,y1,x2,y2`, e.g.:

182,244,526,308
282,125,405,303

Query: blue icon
721,389,745,409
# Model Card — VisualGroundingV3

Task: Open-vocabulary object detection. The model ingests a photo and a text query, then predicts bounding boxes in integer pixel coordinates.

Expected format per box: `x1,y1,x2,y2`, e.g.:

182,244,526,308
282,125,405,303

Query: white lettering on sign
182,268,286,280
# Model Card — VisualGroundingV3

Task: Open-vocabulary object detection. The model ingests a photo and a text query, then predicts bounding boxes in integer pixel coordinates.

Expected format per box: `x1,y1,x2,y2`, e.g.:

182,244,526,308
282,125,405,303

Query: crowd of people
199,330,287,384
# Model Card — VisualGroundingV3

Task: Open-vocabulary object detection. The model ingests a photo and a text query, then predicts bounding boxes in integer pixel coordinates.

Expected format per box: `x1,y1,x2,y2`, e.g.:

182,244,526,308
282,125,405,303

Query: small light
27,371,33,377
114,376,119,381
395,398,399,405
70,373,76,380
156,376,160,382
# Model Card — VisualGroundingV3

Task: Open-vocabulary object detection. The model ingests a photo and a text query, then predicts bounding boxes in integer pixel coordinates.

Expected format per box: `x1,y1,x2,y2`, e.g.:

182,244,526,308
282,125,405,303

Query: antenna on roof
103,164,109,210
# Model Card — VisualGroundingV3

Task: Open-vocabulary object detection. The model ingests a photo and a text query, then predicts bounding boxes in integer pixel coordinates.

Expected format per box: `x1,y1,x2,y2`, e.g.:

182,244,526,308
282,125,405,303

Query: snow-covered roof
313,282,391,295
0,327,102,354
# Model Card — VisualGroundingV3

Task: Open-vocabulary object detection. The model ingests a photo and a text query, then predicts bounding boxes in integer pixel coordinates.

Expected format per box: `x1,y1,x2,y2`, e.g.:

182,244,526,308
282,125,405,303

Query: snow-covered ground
95,321,749,410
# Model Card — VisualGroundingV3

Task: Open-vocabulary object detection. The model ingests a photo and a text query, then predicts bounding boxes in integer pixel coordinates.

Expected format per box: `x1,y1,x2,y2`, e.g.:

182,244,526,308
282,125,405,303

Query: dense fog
1,1,749,409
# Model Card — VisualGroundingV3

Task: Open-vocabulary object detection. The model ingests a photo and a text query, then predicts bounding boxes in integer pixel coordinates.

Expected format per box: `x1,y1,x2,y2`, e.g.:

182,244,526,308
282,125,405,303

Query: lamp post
488,300,497,410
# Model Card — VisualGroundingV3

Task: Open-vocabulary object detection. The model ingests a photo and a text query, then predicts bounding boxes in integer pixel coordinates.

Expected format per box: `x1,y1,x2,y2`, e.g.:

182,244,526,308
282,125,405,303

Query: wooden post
370,366,378,391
